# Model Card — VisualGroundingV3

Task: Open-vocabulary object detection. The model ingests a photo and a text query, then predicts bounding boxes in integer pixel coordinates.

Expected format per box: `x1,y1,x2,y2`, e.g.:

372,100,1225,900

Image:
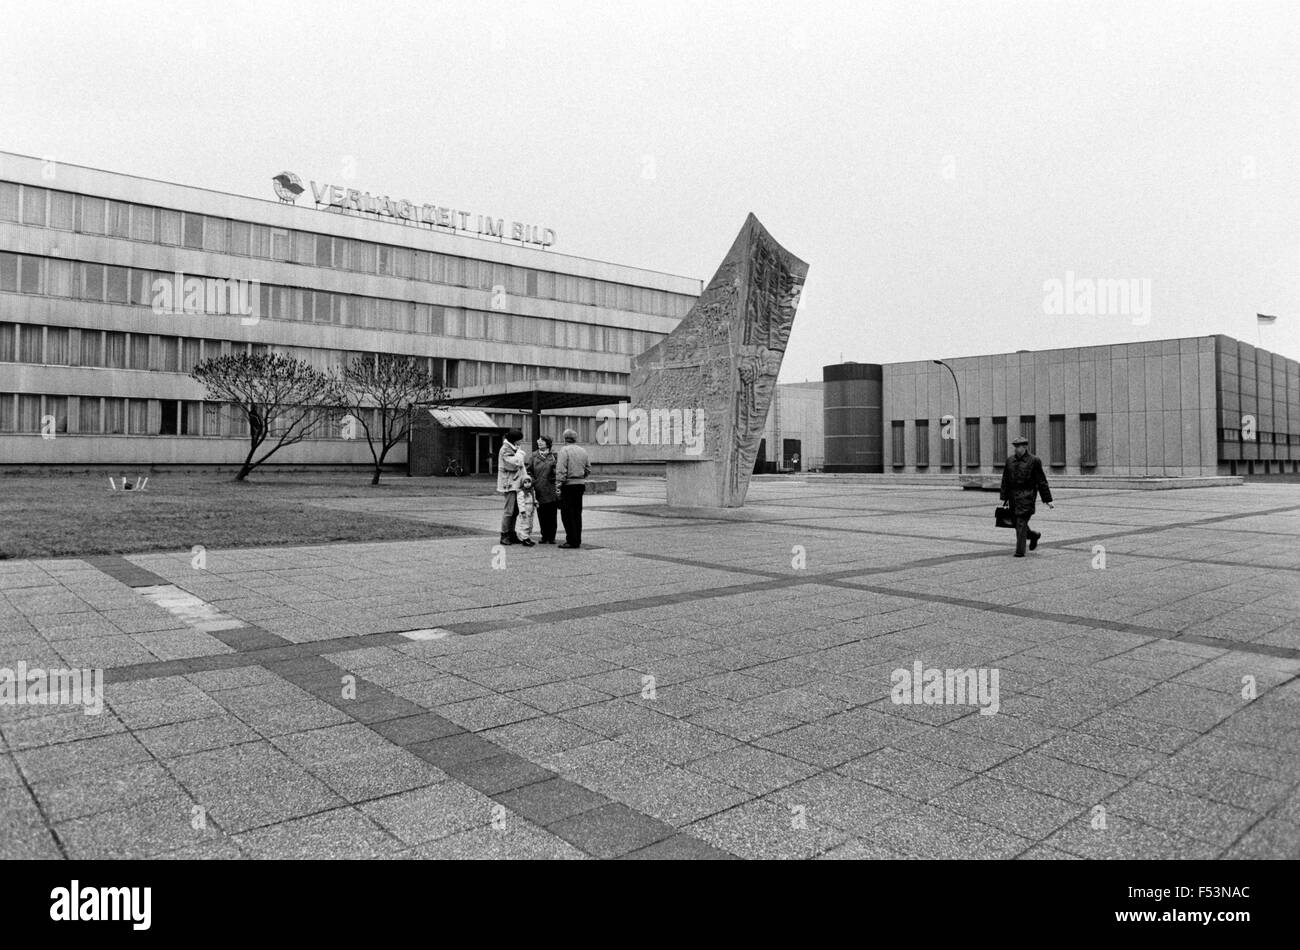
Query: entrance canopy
427,407,503,429
442,380,629,412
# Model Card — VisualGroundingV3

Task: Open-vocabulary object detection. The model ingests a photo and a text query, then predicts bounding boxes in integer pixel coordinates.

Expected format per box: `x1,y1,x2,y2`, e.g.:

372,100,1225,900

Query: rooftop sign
271,171,555,248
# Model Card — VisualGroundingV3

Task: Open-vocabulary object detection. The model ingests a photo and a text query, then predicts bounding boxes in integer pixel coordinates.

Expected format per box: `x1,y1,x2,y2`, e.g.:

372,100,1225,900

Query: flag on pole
1257,314,1278,324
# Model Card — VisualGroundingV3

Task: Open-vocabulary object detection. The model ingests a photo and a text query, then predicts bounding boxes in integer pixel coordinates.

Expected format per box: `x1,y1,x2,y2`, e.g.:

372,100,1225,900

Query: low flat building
824,336,1300,477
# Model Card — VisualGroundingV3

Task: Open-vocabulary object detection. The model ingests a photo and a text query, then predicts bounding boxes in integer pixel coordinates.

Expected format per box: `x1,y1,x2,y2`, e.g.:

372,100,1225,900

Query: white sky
2,0,1296,381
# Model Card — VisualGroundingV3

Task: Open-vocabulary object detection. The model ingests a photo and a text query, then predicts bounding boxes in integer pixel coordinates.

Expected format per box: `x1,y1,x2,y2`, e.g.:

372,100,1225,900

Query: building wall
878,338,1252,477
1214,335,1300,475
754,382,825,471
0,152,699,467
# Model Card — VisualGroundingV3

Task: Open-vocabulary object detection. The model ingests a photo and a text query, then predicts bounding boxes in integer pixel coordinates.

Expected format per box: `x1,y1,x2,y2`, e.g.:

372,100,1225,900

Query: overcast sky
2,0,1296,381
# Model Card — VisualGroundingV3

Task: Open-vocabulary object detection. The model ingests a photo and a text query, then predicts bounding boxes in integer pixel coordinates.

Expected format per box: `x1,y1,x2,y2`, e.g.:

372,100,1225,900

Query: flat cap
1011,434,1030,445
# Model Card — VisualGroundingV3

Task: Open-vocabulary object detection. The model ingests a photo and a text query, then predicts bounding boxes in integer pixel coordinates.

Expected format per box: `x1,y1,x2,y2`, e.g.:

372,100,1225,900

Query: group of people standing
496,428,590,549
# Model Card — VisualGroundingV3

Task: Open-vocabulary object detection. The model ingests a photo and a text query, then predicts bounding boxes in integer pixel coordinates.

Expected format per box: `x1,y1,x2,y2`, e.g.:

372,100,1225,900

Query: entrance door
475,433,496,475
783,438,802,472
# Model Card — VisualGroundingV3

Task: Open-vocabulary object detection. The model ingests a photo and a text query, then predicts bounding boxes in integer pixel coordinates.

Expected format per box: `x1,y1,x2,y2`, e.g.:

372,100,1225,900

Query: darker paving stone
450,753,556,795
407,732,502,768
83,555,168,588
334,694,429,724
495,777,610,826
213,627,288,651
548,801,676,858
369,712,463,746
619,833,738,860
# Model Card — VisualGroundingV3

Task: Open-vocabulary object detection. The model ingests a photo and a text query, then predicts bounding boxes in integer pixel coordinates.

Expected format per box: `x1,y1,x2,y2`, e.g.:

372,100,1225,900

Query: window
130,205,156,242
78,329,101,366
0,182,18,221
182,213,204,249
155,335,178,372
44,258,70,298
159,400,179,435
940,424,955,467
104,398,125,434
22,187,47,226
1080,413,1097,467
80,263,104,300
47,327,71,364
992,417,1007,466
315,234,333,267
104,331,126,368
0,252,14,291
203,217,228,252
891,421,905,467
916,420,930,467
79,397,101,434
159,209,181,245
107,201,130,237
0,323,13,361
0,393,13,431
129,334,150,370
76,195,106,234
230,221,251,256
45,396,68,434
1049,414,1066,467
106,266,129,304
19,255,40,294
128,399,149,435
49,191,75,230
182,401,202,436
18,394,41,431
1019,415,1036,456
18,325,42,362
964,418,981,468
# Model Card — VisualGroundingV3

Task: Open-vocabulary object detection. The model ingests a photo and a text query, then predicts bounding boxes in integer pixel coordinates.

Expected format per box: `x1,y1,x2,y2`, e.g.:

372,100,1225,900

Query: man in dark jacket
999,434,1055,557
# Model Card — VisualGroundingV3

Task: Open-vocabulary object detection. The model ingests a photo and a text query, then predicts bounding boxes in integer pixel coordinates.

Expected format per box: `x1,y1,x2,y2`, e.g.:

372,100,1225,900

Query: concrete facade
874,337,1300,477
0,152,700,470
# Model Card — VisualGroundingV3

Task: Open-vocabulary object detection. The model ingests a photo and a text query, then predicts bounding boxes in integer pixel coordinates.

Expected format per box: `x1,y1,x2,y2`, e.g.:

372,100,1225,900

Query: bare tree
192,353,340,481
339,354,447,485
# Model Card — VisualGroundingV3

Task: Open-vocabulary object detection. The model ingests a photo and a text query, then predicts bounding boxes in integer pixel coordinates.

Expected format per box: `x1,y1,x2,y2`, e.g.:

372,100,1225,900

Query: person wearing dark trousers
1000,434,1055,557
531,435,560,544
555,427,590,549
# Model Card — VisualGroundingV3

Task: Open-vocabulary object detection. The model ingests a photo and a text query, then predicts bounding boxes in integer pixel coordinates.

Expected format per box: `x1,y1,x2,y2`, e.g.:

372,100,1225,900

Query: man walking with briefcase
999,434,1055,557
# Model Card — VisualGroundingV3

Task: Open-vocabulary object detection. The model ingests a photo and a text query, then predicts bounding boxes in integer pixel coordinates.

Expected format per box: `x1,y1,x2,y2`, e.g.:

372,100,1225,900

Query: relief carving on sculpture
628,213,808,507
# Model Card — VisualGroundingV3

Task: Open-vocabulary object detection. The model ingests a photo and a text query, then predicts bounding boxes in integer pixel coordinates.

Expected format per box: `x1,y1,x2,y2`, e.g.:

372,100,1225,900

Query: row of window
0,322,629,391
0,181,696,319
890,415,1098,468
0,392,393,439
0,252,666,355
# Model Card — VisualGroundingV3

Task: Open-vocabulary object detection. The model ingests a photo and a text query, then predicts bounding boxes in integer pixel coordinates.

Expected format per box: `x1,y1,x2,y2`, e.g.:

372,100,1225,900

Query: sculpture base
667,460,733,508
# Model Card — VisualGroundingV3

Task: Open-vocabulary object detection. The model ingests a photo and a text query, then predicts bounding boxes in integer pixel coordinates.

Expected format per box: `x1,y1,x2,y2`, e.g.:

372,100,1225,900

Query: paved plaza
2,477,1299,860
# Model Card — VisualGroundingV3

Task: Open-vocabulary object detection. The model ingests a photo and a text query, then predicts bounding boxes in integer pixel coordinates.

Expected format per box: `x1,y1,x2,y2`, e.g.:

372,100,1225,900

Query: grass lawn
0,471,488,559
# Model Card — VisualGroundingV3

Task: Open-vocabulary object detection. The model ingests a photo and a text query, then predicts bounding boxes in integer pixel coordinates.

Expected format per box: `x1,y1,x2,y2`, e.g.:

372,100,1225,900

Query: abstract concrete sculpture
629,214,808,507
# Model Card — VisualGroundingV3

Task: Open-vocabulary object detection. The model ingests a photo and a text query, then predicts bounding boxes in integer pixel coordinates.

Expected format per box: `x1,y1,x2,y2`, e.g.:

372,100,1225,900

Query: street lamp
933,359,963,477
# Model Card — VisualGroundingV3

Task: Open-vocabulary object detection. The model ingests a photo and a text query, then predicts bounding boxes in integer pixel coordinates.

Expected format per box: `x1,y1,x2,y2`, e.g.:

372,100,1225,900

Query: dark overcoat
1000,452,1052,516
530,452,559,505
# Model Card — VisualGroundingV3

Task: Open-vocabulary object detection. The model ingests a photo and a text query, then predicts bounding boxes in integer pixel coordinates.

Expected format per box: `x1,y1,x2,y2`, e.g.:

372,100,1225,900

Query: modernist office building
0,152,701,472
825,336,1300,477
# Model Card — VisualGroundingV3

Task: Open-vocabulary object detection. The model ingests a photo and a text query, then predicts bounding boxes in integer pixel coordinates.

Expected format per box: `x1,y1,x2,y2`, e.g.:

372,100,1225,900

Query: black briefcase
994,505,1015,529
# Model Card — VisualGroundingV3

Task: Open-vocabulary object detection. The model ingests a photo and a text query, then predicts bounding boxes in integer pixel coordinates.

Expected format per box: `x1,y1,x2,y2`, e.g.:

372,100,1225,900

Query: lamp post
933,359,963,477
